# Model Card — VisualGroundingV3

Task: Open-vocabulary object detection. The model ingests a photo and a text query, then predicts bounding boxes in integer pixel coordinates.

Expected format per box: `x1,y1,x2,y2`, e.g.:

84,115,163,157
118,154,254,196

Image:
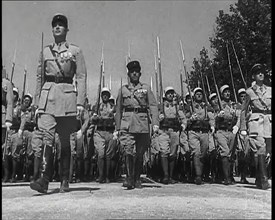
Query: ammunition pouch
216,117,237,131
160,118,181,131
188,119,210,133
97,118,115,131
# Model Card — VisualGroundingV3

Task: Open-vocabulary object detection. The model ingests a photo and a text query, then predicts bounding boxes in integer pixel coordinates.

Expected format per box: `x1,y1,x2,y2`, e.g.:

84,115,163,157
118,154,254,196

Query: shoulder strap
49,45,65,77
251,86,268,109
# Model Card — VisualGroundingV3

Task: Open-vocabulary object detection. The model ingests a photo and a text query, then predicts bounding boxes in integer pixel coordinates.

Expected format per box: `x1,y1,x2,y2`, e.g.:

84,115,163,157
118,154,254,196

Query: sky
2,0,237,103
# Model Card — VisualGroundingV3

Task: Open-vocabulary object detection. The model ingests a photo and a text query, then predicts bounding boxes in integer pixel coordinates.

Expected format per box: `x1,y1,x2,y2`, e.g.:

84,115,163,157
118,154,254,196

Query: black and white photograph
2,0,271,219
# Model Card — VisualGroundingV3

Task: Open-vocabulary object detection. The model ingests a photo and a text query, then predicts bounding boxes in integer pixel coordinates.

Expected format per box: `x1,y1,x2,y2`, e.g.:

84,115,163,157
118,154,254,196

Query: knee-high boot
97,157,105,183
3,156,11,182
169,157,177,184
83,159,90,182
221,157,231,185
30,145,53,193
193,156,203,185
60,146,71,193
258,154,270,190
125,155,135,189
209,150,217,183
161,157,169,184
106,158,111,183
134,156,142,188
32,156,41,182
11,159,18,183
239,153,249,184
76,158,83,182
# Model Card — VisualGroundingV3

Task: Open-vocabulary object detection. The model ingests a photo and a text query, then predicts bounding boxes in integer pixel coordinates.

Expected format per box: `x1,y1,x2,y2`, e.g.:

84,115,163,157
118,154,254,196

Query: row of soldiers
2,14,271,193
2,60,271,191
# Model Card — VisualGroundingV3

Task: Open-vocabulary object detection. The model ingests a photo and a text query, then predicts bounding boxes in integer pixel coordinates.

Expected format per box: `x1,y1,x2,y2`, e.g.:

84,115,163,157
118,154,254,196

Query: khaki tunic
2,78,14,125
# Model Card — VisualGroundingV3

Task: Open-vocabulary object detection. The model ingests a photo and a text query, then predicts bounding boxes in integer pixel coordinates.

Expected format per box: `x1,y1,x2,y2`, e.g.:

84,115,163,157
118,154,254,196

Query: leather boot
97,158,105,183
60,179,70,193
169,157,177,184
125,155,135,189
221,157,231,185
258,154,270,190
106,158,111,183
83,159,90,182
76,159,83,183
11,159,18,183
209,150,217,183
193,156,203,185
134,156,142,188
60,144,71,192
69,155,75,183
239,154,249,184
254,155,261,188
30,145,53,193
2,156,10,183
161,157,169,184
32,156,41,183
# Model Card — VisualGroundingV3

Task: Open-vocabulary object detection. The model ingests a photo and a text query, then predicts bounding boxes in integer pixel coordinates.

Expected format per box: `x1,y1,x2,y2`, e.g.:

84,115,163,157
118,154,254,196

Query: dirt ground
2,176,271,220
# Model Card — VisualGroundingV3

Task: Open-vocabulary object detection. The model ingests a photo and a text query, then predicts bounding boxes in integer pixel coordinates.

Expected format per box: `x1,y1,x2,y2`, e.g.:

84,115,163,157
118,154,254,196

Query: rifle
2,128,9,161
96,43,104,115
209,56,222,111
196,59,209,105
226,42,238,103
205,74,211,95
154,53,159,104
21,65,27,104
179,40,195,113
156,36,164,115
230,41,247,89
180,69,184,104
10,45,17,83
40,32,44,91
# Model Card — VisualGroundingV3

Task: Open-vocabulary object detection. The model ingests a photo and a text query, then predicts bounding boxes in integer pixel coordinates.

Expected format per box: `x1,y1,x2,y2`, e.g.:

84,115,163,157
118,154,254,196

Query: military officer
2,68,14,182
30,13,87,193
156,86,187,184
240,64,271,190
114,60,159,189
215,85,239,185
186,87,215,185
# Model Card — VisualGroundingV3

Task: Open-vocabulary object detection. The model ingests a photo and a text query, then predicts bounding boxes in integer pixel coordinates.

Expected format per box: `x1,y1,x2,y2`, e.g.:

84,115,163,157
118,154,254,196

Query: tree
190,0,271,93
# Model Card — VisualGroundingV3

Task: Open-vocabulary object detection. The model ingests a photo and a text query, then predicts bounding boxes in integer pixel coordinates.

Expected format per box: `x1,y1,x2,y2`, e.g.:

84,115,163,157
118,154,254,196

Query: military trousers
188,130,209,158
215,130,235,158
94,130,118,159
155,129,179,158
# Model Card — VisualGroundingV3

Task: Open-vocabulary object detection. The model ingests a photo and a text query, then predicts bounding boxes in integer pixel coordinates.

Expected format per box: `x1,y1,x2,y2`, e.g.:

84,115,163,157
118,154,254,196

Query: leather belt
46,76,73,84
97,126,115,132
124,107,147,113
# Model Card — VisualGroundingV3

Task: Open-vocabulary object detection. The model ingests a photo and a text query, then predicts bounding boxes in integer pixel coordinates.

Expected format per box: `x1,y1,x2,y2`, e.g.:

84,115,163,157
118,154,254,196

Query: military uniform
154,87,187,184
2,77,14,182
91,91,117,183
215,85,239,185
186,88,215,185
240,66,271,189
115,61,159,189
30,14,87,194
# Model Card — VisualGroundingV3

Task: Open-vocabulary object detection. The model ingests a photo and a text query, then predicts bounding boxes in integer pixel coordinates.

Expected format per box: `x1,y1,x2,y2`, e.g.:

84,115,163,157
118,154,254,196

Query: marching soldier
240,64,271,190
156,86,187,184
30,13,87,194
186,87,215,185
114,60,159,189
2,68,14,182
9,88,24,182
215,85,239,185
91,87,117,183
20,93,37,182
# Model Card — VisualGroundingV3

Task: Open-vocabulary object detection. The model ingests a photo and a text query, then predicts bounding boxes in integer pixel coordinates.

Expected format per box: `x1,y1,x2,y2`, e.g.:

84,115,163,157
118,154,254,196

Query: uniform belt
46,76,73,84
252,109,271,114
191,129,209,133
124,107,147,113
97,126,115,132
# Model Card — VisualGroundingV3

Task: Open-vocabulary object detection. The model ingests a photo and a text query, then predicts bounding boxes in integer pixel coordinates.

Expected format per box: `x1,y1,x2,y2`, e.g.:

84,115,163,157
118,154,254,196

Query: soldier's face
101,92,110,102
254,71,265,82
194,91,203,101
128,70,141,84
52,22,67,38
222,89,231,99
211,96,218,106
165,91,174,102
239,93,246,104
24,97,31,107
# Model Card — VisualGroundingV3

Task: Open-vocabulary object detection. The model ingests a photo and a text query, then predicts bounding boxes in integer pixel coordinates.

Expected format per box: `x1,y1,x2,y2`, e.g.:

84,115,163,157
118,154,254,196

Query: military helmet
220,85,230,94
109,95,115,104
13,87,19,95
193,87,203,94
164,86,175,95
52,13,68,28
101,87,111,96
209,93,217,100
238,88,246,95
23,93,33,102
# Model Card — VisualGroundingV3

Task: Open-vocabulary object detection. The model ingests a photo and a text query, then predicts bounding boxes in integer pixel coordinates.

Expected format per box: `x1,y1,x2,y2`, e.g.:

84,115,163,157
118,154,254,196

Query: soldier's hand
217,110,225,117
113,130,119,140
240,130,247,136
159,114,165,121
76,129,82,139
77,105,84,117
210,126,215,134
5,122,12,130
153,125,159,133
190,113,197,120
18,129,23,138
232,125,239,134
